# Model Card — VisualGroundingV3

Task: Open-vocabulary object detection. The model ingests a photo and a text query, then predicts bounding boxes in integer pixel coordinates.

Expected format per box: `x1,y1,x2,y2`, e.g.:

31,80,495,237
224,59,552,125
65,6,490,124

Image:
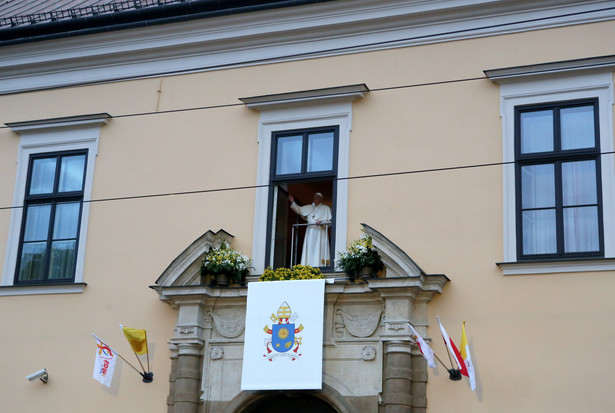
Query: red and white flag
460,321,476,391
437,316,468,377
92,334,117,387
408,324,436,368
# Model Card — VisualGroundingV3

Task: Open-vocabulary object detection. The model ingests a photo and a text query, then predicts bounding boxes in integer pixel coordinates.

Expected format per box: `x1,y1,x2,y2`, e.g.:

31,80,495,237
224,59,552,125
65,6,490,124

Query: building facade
1,1,615,412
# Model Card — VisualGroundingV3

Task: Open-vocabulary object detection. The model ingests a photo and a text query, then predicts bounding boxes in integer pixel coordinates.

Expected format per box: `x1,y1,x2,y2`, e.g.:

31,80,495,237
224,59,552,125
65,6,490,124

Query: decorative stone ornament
210,312,245,338
361,345,377,361
210,346,224,360
336,308,382,338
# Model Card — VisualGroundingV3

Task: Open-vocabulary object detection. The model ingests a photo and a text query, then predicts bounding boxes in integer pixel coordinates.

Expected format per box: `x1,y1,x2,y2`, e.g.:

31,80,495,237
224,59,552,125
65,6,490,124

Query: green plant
336,234,384,276
201,242,252,281
259,264,324,281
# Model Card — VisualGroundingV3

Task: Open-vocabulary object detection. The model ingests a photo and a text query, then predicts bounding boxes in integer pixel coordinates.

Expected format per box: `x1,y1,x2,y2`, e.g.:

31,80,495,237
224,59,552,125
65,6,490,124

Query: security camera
26,369,48,383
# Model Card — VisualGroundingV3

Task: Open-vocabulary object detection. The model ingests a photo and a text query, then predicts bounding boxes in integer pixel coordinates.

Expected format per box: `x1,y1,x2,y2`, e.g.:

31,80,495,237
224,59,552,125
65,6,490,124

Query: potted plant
201,242,252,287
259,264,324,281
336,234,384,280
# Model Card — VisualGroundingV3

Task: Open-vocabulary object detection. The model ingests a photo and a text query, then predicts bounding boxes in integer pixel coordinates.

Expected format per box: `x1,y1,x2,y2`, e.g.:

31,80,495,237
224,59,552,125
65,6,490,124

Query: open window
242,84,368,274
267,127,337,269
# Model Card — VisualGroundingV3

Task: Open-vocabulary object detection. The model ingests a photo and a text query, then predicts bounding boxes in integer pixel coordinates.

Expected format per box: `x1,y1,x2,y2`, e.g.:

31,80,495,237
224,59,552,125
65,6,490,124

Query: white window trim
244,86,367,274
498,71,615,275
1,114,109,295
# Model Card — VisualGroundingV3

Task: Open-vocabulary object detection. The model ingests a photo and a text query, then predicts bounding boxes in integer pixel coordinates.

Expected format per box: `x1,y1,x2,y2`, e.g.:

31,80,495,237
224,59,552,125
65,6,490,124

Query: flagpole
131,349,147,373
139,330,153,383
144,330,151,373
433,352,450,370
440,331,457,369
435,318,463,382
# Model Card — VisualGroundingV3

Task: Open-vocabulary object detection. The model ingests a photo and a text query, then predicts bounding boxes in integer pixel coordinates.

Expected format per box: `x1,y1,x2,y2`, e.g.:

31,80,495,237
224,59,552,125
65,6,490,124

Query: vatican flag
241,279,325,390
121,325,148,355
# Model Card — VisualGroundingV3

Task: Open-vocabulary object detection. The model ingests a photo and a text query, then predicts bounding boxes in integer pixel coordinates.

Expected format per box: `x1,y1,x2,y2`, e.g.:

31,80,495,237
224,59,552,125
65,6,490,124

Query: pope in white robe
289,192,332,267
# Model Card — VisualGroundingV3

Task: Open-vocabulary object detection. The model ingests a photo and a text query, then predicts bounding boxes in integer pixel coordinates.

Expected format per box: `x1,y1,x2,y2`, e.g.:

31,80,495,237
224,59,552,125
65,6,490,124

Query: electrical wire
0,5,613,210
2,151,614,211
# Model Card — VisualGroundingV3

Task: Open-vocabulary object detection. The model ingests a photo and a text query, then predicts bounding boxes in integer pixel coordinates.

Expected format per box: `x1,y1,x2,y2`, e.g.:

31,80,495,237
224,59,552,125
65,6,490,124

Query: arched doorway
242,392,338,413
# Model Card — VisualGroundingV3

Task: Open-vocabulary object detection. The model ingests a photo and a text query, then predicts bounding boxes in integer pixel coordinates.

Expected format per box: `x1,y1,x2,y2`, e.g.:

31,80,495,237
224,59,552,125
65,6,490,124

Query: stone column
174,343,204,413
167,344,178,413
382,340,413,413
376,287,417,413
168,299,207,413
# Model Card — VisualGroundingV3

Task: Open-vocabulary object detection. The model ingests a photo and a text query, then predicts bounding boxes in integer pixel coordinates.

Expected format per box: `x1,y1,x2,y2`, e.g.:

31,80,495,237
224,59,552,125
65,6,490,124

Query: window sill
0,282,86,296
496,258,615,275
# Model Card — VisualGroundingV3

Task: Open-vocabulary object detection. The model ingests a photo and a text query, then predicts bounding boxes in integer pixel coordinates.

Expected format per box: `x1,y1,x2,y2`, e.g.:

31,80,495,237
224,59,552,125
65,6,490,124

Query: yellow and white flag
121,325,148,355
460,321,476,391
92,334,117,387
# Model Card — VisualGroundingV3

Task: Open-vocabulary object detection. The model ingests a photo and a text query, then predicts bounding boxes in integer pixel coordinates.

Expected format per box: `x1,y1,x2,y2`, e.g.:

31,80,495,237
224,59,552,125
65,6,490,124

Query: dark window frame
266,126,339,269
14,150,88,285
515,98,603,260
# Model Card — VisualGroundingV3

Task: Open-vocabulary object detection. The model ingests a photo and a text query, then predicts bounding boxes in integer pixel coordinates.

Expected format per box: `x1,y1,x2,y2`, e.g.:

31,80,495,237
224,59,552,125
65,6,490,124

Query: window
516,100,603,259
489,64,615,274
240,84,368,274
2,113,108,295
16,151,87,284
267,127,338,268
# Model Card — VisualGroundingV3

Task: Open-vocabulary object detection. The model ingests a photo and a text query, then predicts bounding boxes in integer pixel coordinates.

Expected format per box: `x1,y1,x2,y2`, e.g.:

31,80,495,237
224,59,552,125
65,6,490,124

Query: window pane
307,132,334,172
522,209,556,255
53,202,81,239
58,155,86,192
520,110,553,153
18,242,47,281
562,160,597,206
521,164,555,209
23,204,51,242
49,240,77,279
29,158,57,195
276,135,303,175
561,105,595,150
564,206,599,252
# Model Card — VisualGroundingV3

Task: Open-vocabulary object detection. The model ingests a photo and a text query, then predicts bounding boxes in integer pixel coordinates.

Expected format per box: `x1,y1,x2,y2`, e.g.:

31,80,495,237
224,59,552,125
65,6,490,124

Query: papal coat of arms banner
241,279,325,390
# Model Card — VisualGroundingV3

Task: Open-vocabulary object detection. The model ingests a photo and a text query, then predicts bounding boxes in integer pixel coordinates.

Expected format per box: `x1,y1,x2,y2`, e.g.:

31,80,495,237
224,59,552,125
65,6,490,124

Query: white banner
93,335,117,388
241,279,325,390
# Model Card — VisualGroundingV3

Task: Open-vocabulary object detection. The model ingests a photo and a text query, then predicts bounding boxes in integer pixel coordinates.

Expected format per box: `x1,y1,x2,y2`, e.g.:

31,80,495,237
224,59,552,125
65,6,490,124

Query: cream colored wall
0,19,614,413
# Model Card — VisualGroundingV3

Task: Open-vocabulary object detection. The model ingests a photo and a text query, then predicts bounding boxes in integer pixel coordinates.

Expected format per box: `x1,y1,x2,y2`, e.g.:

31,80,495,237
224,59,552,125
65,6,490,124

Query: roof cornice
0,0,613,95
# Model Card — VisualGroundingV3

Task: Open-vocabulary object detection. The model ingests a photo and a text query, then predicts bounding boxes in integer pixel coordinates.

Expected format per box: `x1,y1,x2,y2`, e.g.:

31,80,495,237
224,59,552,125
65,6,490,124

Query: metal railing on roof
0,0,190,29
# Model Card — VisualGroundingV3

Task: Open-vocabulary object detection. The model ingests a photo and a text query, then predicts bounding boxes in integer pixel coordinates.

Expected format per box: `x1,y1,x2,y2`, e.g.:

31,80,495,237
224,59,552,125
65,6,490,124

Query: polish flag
437,316,468,377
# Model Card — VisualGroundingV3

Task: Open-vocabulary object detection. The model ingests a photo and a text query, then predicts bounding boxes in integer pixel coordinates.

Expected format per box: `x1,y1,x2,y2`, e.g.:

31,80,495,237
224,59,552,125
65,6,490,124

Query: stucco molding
1,1,613,94
485,54,615,82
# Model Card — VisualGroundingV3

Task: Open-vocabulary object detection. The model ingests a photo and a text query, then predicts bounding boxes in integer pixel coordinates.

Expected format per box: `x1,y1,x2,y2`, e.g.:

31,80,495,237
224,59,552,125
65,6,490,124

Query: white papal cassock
291,202,332,267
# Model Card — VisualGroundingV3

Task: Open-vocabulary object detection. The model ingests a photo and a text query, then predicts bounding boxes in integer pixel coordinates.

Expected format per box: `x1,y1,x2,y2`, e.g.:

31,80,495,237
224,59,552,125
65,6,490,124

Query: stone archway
153,226,449,413
241,392,338,413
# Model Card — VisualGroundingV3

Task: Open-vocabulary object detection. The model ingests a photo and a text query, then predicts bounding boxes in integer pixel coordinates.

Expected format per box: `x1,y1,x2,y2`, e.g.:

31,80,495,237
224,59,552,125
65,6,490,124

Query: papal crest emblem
263,301,304,361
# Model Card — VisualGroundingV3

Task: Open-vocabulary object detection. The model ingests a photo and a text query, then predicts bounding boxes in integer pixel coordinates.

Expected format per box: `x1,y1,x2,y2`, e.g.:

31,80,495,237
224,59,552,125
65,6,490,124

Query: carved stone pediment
156,229,234,287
